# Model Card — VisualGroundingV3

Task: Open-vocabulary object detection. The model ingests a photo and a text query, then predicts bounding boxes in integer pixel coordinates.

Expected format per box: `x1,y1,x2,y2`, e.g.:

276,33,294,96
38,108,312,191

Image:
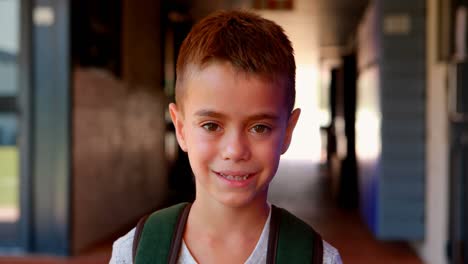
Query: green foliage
0,147,18,207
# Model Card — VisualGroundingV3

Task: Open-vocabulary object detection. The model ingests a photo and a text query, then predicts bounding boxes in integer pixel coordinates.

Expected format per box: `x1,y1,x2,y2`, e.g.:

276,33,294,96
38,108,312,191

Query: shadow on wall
72,67,169,254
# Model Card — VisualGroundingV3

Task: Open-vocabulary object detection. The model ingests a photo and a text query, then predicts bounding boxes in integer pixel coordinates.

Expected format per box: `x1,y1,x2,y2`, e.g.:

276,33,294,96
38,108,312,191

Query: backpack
133,203,323,264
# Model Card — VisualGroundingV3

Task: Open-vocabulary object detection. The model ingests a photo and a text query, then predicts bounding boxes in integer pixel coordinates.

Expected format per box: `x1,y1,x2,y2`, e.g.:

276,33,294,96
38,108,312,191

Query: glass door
0,0,25,249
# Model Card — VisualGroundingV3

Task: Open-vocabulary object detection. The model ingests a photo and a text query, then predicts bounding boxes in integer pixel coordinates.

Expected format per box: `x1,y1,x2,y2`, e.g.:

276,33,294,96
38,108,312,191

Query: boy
110,10,342,264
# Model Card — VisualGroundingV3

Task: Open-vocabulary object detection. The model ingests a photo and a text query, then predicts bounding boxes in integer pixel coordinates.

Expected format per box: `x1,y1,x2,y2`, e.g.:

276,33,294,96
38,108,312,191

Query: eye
202,122,221,132
250,124,271,134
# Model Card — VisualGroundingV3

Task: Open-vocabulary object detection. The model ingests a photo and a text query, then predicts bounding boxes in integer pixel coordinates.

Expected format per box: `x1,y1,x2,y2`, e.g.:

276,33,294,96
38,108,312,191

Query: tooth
218,173,251,181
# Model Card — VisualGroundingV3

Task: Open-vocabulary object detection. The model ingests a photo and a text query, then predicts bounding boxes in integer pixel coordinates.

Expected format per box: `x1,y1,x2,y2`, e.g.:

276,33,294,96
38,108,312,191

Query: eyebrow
194,110,227,119
194,109,280,121
248,113,281,121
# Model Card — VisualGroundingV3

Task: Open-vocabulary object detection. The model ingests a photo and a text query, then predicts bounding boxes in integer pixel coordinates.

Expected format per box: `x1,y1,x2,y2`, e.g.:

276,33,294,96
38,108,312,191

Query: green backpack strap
267,205,323,264
133,202,191,264
134,203,323,264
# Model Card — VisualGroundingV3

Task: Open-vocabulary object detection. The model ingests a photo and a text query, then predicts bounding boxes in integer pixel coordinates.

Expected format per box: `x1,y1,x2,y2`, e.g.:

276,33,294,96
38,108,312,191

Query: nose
221,130,251,162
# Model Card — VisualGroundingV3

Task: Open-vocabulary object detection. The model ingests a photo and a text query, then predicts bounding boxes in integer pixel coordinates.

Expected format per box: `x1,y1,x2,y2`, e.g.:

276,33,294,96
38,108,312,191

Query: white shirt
109,208,343,264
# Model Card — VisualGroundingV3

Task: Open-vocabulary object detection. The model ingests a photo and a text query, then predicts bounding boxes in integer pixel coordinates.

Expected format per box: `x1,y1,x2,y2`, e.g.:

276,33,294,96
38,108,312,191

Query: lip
213,170,257,187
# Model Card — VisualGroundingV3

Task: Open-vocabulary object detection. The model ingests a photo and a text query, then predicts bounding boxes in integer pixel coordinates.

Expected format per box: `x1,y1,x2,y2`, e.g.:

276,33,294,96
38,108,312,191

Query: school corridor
0,0,465,263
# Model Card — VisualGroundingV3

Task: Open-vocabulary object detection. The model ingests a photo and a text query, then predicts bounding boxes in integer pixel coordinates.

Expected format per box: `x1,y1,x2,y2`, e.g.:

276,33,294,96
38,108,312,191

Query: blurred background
0,0,467,263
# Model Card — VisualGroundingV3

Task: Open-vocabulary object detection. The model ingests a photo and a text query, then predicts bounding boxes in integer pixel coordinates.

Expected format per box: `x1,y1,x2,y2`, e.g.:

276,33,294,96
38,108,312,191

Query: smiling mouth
214,171,254,181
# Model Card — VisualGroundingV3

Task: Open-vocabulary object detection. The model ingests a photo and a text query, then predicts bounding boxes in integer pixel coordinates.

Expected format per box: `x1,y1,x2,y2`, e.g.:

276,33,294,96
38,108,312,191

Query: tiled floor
0,159,423,264
0,243,111,264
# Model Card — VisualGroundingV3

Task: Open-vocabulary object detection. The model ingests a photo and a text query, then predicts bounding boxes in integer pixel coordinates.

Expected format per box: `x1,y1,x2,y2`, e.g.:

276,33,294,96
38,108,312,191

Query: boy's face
169,61,300,208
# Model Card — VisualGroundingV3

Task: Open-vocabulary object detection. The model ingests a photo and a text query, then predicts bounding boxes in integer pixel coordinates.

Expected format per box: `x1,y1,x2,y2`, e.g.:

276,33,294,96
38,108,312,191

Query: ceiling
314,0,370,47
175,0,370,56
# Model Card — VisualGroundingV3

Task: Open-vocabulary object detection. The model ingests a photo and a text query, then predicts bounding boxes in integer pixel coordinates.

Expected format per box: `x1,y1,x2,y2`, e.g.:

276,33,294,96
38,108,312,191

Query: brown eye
202,123,220,132
251,125,270,134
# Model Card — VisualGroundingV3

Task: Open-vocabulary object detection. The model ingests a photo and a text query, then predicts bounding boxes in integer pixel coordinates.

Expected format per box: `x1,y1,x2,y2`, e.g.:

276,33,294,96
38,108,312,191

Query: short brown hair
175,10,296,113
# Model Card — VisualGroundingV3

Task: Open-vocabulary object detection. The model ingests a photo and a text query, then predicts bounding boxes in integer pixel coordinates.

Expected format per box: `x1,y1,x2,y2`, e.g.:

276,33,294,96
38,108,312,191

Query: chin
215,192,266,209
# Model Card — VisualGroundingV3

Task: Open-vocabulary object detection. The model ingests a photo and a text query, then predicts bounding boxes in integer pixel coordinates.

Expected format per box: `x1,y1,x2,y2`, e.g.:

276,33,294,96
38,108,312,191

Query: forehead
179,62,289,117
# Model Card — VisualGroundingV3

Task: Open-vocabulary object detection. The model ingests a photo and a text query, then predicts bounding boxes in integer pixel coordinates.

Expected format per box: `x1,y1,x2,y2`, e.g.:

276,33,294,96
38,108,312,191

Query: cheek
186,141,213,178
255,136,284,162
186,131,217,161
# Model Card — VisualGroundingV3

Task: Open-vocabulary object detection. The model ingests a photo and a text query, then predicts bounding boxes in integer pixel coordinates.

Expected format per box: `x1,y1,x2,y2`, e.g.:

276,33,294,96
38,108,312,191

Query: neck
187,196,270,237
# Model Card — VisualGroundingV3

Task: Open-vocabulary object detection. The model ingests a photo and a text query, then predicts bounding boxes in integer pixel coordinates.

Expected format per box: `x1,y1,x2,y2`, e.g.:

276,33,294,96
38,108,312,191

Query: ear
281,108,301,154
169,103,188,152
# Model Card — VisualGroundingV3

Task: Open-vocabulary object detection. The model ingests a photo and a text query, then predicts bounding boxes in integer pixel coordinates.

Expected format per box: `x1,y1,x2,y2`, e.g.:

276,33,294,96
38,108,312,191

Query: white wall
412,0,449,262
255,0,321,161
